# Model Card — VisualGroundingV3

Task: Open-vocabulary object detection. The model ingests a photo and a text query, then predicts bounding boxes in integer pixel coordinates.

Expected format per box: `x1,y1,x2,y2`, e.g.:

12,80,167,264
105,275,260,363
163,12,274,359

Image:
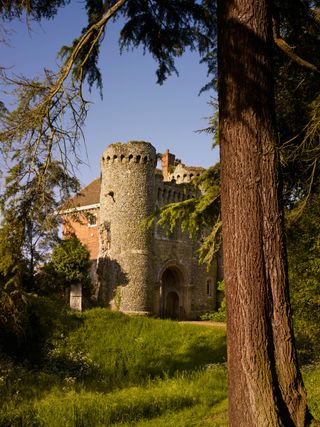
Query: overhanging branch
272,20,318,73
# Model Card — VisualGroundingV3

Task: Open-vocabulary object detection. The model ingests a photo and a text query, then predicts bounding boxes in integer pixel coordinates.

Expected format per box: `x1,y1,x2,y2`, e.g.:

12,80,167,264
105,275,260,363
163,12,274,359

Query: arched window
206,279,213,297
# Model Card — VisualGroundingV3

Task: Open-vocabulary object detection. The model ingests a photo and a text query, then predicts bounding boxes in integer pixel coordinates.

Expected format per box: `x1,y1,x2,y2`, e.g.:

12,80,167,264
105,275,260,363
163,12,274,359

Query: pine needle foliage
0,213,28,335
0,159,79,335
119,0,217,85
1,0,216,181
0,0,69,21
273,1,320,208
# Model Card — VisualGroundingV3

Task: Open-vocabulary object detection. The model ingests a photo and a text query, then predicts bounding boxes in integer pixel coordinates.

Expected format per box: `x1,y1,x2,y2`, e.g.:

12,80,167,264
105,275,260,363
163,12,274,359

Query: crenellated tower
98,141,156,315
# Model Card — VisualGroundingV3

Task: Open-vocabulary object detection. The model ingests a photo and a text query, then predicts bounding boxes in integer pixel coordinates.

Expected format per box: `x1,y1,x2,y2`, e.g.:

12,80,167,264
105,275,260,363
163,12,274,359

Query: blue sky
1,2,218,187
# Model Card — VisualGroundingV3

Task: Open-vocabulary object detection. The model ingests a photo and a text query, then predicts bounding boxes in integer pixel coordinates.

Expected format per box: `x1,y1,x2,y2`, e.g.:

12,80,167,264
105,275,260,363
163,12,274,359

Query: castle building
62,141,218,319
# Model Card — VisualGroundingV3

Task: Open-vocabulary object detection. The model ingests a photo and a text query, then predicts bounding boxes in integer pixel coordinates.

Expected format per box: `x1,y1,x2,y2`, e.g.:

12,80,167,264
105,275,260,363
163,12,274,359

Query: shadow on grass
1,296,84,364
33,334,227,395
140,332,227,376
295,329,320,367
1,310,228,407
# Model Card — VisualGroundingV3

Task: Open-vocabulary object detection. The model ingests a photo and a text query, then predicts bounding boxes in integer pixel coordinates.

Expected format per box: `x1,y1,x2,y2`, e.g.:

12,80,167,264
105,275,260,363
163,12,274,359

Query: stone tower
98,141,157,315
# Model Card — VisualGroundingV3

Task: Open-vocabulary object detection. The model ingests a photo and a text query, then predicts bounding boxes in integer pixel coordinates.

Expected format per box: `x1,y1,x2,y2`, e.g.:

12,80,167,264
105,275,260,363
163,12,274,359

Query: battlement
101,141,157,166
155,173,197,206
168,163,205,184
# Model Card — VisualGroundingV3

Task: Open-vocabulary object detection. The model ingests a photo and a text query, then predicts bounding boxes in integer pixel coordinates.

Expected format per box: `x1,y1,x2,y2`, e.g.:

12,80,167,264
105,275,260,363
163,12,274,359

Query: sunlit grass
32,366,227,427
0,307,319,426
0,308,228,426
303,363,320,420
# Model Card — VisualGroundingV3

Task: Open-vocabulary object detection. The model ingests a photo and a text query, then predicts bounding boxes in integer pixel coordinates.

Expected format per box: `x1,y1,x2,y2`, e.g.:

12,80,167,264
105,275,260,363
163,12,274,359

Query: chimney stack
161,149,176,181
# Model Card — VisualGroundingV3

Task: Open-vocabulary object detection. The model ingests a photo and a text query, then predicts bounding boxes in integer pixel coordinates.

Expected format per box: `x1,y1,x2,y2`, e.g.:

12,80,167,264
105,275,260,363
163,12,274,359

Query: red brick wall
62,208,100,260
161,149,176,181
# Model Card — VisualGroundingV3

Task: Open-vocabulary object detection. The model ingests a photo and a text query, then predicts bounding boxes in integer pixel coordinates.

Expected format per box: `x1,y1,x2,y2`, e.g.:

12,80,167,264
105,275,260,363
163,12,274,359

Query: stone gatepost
70,283,82,311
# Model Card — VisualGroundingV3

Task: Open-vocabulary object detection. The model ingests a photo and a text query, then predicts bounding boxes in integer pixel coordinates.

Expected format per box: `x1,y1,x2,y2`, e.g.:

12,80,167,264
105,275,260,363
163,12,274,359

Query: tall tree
218,0,311,425
0,160,79,338
1,0,319,424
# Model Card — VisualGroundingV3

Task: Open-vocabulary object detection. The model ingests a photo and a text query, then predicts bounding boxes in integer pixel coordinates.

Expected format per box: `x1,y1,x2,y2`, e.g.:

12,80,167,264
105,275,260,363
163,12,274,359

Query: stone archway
165,291,179,319
160,265,185,319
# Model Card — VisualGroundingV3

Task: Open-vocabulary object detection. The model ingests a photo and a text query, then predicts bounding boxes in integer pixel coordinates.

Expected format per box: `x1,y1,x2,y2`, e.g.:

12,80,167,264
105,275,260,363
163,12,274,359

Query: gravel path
179,320,226,329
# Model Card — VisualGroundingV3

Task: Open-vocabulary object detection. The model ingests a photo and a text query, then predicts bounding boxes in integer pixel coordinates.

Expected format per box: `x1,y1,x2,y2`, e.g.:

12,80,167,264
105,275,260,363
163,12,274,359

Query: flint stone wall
98,141,156,314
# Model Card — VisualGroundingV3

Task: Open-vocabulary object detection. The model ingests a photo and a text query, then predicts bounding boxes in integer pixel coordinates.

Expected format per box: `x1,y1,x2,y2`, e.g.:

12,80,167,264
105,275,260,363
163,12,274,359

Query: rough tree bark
218,0,311,425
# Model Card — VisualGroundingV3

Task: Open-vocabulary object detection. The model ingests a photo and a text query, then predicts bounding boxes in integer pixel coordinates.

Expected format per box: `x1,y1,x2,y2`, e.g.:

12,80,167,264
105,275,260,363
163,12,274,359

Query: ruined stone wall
98,141,157,315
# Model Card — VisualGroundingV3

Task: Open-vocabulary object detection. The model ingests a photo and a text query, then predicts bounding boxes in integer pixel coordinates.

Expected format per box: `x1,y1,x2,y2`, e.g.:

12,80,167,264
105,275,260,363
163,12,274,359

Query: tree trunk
218,0,310,425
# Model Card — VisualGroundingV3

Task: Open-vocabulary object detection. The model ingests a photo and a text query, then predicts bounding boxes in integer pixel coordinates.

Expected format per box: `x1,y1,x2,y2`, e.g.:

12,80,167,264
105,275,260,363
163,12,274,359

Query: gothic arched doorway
160,265,185,319
166,291,179,319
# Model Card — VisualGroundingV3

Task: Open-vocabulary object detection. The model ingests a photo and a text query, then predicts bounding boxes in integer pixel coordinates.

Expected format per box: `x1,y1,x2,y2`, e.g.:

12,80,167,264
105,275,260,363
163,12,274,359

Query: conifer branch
273,20,318,73
51,0,127,101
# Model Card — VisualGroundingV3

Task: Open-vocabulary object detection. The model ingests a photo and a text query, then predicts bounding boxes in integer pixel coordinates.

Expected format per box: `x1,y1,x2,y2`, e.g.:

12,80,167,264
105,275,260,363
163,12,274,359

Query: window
88,214,97,227
105,221,111,249
206,279,212,297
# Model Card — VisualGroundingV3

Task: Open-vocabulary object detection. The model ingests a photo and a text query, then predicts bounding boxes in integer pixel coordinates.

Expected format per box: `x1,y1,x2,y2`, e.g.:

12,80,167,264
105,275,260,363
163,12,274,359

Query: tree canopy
50,234,92,291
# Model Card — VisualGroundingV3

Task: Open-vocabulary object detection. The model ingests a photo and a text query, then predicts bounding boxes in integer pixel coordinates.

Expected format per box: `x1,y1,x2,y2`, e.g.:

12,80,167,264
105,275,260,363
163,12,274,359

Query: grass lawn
0,307,319,426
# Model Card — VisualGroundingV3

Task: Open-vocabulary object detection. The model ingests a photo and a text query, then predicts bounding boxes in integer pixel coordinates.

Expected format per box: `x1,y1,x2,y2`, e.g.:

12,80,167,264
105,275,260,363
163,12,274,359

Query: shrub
200,299,226,322
201,281,226,322
37,235,93,299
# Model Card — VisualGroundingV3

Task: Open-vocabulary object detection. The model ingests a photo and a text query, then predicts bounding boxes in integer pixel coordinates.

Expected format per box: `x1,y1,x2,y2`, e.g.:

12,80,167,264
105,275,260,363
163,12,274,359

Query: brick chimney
161,149,176,181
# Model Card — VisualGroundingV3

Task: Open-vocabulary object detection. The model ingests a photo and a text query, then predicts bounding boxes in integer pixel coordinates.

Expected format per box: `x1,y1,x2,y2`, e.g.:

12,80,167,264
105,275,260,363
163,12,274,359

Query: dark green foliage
56,0,217,94
0,101,7,117
0,212,28,337
119,0,217,85
0,161,79,284
0,295,75,361
273,1,320,203
47,235,93,296
201,299,226,322
35,262,66,298
287,195,320,362
0,0,70,20
0,159,79,337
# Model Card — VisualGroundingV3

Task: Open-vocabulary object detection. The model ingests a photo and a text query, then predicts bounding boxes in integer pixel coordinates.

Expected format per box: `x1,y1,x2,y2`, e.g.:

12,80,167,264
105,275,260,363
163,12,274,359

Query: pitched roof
66,177,101,208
